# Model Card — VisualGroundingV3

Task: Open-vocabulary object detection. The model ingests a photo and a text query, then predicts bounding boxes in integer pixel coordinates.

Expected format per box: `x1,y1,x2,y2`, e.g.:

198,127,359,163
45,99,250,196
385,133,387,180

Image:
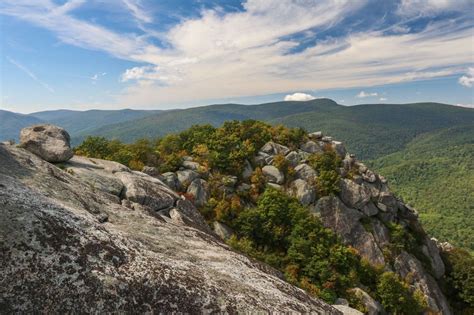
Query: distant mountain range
0,108,162,143
1,99,473,250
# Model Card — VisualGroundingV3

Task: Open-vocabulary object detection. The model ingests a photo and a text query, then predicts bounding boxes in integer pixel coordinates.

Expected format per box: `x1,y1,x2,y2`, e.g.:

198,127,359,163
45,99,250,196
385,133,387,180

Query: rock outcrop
0,138,338,313
19,124,73,162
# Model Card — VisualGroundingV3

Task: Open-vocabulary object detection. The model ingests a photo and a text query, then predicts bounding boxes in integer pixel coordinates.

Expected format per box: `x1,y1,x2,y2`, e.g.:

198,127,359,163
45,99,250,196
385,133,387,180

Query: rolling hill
369,125,474,251
0,110,44,142
30,108,162,136
1,99,473,251
82,99,474,160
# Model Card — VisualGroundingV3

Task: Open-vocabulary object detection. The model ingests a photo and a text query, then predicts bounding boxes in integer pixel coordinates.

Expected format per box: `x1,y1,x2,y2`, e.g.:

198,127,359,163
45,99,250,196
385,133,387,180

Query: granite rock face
19,124,73,162
0,142,339,314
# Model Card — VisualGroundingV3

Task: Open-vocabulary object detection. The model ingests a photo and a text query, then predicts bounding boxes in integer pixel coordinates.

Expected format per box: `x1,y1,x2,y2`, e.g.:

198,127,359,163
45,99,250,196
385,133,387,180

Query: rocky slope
0,125,338,313
152,131,453,314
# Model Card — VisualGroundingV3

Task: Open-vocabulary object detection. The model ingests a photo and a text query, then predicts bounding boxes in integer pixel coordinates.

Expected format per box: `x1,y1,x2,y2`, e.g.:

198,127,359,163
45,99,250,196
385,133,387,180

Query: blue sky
1,0,473,113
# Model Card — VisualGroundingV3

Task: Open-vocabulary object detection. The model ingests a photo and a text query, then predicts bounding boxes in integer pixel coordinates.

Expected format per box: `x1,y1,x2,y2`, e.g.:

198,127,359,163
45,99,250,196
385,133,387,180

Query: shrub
376,272,427,314
442,248,474,313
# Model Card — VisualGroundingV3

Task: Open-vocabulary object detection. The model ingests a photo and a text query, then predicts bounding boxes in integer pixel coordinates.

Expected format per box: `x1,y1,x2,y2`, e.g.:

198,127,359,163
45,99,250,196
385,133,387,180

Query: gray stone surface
394,251,451,315
290,179,316,206
0,142,340,314
20,124,73,162
186,178,210,207
315,196,385,266
294,163,317,181
262,165,284,184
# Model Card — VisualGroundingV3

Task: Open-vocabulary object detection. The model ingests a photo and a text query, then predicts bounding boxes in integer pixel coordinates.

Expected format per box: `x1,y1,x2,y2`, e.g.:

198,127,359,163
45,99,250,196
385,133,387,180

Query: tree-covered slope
30,108,163,137
272,102,474,160
369,125,474,252
79,99,340,143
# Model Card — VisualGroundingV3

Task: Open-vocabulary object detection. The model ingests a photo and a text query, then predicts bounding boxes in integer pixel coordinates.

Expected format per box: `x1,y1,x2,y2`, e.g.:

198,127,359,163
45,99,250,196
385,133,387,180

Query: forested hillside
369,125,474,252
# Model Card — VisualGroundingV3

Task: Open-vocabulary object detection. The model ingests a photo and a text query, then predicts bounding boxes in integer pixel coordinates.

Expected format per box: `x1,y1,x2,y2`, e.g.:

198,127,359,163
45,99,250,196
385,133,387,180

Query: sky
0,0,473,113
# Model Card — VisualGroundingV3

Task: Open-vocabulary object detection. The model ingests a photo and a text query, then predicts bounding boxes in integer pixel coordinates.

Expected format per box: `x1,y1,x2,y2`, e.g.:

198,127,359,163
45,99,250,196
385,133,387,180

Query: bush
442,248,474,313
376,272,427,314
308,149,342,196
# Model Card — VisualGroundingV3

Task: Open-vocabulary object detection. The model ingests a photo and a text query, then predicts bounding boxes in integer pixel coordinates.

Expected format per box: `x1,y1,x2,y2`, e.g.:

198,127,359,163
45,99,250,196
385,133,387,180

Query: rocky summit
0,124,455,314
0,125,338,313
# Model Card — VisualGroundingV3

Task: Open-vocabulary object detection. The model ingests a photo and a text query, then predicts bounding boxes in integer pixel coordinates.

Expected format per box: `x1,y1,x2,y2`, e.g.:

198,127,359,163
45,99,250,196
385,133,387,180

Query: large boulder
294,163,317,181
422,237,445,279
340,179,378,216
213,221,234,240
394,251,451,315
332,305,363,315
315,196,385,266
260,141,290,156
176,169,200,189
348,288,385,315
331,141,346,158
64,155,125,196
290,179,316,206
262,165,284,184
300,141,323,154
285,151,300,167
161,172,179,190
186,178,210,207
116,171,178,211
19,124,73,162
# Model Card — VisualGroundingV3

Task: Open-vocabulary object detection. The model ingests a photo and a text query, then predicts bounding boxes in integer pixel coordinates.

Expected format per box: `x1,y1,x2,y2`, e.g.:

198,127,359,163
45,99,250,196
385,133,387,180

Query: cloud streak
7,56,54,93
1,0,473,107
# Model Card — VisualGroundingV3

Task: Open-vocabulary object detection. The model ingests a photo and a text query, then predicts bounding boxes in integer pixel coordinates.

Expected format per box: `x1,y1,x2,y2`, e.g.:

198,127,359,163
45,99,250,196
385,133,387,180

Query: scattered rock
332,305,363,315
290,179,316,206
176,169,200,189
300,141,323,154
262,165,284,184
294,163,317,181
394,251,451,315
142,166,159,176
308,131,323,139
331,141,346,158
348,288,385,315
116,171,178,211
186,178,210,207
334,298,349,306
182,160,201,171
19,124,73,162
340,179,371,209
161,172,179,190
213,221,234,240
260,141,290,156
285,151,300,167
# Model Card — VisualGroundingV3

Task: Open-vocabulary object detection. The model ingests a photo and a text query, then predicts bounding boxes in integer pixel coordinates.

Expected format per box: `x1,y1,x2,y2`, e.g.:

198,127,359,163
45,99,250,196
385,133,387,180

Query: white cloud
379,97,388,101
7,56,54,93
458,67,474,87
1,0,473,108
122,0,153,24
284,93,316,101
356,91,378,98
455,103,474,108
397,0,472,16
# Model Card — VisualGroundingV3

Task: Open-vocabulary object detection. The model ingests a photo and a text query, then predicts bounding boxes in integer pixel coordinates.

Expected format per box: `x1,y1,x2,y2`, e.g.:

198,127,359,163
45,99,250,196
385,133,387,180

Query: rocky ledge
0,125,339,313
